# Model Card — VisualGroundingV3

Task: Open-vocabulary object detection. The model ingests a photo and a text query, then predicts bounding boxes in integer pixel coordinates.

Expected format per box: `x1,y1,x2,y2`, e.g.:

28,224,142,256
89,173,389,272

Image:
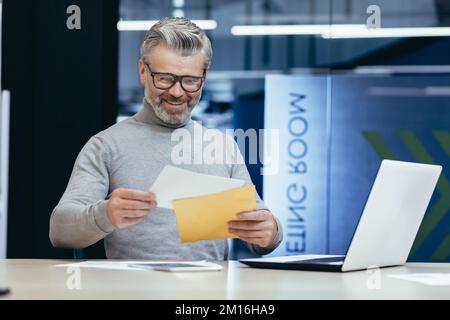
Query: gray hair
140,17,212,70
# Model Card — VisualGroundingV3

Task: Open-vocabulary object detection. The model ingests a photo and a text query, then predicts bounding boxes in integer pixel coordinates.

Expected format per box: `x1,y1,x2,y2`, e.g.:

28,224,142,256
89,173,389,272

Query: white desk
0,260,449,299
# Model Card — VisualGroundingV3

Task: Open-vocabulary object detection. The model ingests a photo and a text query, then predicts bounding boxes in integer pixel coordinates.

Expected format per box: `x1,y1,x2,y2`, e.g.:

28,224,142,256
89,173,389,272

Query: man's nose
167,80,185,98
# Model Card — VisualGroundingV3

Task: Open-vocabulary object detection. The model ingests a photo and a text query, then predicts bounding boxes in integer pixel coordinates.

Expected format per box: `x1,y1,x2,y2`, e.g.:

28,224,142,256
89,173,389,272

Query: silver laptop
240,160,442,272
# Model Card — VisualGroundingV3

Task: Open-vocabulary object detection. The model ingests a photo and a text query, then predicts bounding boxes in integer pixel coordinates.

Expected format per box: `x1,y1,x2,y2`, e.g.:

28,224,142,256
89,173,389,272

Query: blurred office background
1,0,449,261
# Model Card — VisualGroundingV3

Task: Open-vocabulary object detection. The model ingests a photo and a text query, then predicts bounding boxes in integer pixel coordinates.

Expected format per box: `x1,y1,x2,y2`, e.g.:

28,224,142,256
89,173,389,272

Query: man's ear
138,59,146,85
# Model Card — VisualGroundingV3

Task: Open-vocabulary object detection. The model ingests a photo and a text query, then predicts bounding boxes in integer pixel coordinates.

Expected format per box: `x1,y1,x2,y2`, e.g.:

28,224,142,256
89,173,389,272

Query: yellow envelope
172,185,257,243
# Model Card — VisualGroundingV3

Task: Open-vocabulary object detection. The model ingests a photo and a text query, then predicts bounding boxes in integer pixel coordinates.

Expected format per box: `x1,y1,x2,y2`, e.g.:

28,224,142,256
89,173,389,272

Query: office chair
72,240,106,259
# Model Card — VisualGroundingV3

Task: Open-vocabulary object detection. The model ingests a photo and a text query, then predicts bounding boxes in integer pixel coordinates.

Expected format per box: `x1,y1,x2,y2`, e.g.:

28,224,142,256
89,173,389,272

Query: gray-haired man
50,17,283,260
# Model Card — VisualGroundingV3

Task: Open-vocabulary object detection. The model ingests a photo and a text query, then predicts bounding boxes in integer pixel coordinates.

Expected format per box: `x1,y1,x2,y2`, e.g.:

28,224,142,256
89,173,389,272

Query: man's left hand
228,210,278,248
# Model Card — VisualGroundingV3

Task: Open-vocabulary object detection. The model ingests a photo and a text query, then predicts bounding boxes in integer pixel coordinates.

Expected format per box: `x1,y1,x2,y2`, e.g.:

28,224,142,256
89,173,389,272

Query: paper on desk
173,185,256,243
149,165,247,209
388,273,450,286
54,261,147,271
127,261,223,272
53,260,221,271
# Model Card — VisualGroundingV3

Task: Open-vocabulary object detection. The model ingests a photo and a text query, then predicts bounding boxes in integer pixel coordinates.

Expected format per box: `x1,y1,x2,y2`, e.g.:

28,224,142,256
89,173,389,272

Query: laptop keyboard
289,256,345,265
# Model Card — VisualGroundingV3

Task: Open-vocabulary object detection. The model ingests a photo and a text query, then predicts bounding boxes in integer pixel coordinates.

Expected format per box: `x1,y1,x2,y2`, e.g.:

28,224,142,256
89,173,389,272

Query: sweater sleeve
49,136,116,249
227,137,283,256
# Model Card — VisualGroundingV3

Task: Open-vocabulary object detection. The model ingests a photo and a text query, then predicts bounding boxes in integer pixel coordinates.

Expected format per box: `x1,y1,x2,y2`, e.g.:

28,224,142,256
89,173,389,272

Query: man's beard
145,86,196,125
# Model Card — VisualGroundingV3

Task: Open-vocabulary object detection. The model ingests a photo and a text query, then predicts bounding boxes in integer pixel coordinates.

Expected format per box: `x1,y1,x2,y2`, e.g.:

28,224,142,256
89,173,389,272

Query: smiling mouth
163,100,185,106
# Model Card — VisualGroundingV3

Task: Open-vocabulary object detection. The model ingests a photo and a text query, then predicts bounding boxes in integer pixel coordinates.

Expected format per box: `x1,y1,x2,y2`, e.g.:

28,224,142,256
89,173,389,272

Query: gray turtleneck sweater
49,100,283,260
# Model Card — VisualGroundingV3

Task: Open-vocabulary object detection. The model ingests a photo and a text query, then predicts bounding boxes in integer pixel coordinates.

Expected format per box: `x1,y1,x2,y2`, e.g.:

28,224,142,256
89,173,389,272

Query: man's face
139,44,206,125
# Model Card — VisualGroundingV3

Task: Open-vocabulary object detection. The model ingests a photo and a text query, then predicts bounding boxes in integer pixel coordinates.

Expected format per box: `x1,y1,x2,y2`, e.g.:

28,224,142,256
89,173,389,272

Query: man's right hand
107,188,157,228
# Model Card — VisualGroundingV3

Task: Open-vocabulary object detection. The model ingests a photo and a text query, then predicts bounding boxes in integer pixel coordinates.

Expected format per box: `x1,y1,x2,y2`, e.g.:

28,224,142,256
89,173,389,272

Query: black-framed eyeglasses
144,63,205,93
